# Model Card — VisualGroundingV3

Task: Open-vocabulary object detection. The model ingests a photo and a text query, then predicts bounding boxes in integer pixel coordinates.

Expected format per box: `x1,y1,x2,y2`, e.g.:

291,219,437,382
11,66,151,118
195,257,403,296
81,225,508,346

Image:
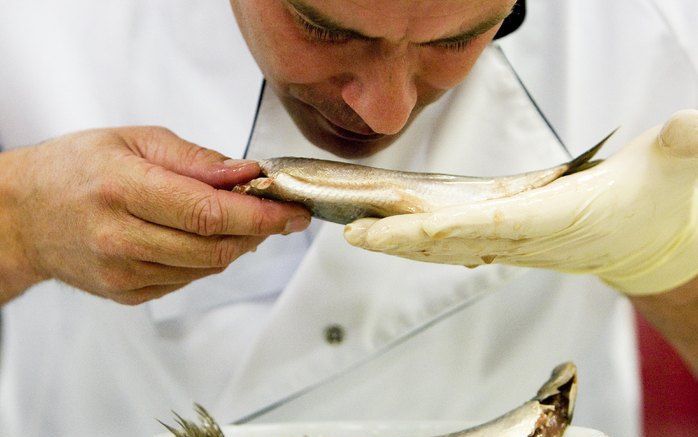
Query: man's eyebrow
423,9,514,45
286,0,514,44
287,0,372,40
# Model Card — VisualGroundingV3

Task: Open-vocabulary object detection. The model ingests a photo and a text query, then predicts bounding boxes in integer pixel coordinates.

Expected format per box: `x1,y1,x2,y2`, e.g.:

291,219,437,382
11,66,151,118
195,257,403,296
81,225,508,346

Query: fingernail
343,225,364,246
223,159,256,169
284,216,311,234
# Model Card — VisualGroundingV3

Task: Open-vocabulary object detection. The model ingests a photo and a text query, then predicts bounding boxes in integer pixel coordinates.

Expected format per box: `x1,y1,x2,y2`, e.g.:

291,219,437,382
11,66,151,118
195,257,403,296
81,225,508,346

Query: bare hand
0,127,310,305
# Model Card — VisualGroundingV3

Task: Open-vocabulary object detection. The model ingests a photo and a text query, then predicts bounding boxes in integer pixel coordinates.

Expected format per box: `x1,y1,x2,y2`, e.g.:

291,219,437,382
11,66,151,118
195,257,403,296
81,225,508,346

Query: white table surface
155,421,609,437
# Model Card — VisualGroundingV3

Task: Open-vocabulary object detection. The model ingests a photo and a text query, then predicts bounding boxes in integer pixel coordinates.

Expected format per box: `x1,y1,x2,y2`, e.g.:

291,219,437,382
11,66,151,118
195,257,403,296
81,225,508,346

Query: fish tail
562,128,618,176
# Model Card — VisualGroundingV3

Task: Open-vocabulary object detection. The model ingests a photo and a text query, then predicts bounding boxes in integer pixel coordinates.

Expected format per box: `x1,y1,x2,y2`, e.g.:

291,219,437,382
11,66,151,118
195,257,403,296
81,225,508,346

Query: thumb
659,109,698,159
121,126,260,189
344,217,382,247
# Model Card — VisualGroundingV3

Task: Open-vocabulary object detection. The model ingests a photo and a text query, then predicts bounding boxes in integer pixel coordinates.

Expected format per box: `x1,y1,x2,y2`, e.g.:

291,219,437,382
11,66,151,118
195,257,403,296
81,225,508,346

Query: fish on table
234,132,613,225
161,362,578,437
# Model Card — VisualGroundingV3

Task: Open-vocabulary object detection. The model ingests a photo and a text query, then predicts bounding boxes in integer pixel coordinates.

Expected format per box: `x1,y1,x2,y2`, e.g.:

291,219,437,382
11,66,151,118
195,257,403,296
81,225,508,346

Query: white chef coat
0,1,695,437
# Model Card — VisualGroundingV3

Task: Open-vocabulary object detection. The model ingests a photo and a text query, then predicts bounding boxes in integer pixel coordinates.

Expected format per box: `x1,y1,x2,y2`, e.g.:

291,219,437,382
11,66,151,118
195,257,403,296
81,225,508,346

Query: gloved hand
345,109,698,296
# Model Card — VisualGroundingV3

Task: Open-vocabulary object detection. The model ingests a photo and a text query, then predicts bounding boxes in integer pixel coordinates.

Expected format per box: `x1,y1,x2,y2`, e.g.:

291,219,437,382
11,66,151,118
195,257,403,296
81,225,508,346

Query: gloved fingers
345,176,604,254
344,215,489,265
392,232,615,270
658,109,698,159
348,228,594,268
421,179,596,241
392,248,486,266
358,232,492,266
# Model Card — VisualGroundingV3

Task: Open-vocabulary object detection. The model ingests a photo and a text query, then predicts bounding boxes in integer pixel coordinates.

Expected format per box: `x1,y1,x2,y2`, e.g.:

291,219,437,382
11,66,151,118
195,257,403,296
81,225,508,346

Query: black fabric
494,0,526,40
243,79,266,160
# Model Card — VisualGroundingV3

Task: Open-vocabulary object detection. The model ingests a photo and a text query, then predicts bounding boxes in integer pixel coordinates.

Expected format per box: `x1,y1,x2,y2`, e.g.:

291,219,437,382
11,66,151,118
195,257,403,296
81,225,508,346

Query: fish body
444,362,577,437
235,133,612,225
162,363,578,437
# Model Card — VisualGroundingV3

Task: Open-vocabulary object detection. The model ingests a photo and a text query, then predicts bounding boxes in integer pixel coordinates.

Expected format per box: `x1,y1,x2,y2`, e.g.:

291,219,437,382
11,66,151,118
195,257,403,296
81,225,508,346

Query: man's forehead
345,0,496,18
290,0,516,41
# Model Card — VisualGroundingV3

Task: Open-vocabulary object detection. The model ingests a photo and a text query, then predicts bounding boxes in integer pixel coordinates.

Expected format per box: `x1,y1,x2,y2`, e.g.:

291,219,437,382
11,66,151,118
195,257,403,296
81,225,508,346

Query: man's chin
306,128,399,159
289,115,403,159
308,112,401,159
279,93,404,159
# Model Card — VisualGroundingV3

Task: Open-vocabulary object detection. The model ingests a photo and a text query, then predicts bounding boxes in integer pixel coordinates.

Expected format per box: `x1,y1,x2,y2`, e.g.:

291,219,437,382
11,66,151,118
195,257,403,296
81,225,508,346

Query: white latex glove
345,110,698,296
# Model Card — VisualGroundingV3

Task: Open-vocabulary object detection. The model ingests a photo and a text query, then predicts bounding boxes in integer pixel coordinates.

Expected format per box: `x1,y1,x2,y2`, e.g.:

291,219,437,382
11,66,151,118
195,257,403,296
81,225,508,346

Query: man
0,0,695,436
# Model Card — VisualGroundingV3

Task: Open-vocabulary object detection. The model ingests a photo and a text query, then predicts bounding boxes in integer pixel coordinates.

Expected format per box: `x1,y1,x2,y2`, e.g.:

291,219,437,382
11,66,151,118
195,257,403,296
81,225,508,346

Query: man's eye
294,14,351,43
427,38,476,52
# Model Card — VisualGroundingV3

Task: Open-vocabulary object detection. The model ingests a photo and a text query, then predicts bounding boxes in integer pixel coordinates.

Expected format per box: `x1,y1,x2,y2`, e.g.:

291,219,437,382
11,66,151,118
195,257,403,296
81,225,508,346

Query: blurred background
637,312,698,436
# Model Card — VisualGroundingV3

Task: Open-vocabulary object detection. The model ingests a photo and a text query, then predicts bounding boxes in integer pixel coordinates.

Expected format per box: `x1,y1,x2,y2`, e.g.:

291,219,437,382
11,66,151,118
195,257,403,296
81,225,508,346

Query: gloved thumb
344,217,380,247
659,109,698,159
122,126,260,189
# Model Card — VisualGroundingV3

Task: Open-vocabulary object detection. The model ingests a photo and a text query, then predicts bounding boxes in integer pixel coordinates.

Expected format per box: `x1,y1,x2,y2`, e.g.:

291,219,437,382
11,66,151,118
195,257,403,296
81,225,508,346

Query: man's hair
494,0,526,40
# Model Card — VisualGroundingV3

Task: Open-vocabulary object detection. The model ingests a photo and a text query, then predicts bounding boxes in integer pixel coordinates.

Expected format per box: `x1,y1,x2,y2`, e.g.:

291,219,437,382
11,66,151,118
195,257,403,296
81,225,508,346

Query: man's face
230,0,516,158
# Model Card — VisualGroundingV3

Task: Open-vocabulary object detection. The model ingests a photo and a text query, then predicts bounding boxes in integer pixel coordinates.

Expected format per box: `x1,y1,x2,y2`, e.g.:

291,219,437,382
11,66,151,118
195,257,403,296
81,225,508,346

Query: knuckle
90,225,140,260
140,162,167,185
186,194,228,236
181,144,218,167
136,126,175,159
90,227,121,258
95,178,125,207
143,125,175,142
248,208,277,235
95,267,134,295
209,238,241,267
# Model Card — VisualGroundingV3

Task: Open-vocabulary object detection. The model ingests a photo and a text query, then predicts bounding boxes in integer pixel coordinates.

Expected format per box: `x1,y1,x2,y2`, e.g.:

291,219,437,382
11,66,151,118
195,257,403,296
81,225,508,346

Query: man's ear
494,0,526,40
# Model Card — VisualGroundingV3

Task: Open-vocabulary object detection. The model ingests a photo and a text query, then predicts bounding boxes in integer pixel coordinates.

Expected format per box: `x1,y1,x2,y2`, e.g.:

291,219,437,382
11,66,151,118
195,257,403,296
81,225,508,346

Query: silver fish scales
234,132,613,225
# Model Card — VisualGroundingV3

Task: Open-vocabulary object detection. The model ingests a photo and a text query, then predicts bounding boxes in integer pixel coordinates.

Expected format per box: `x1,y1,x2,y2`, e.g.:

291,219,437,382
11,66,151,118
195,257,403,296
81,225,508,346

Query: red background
637,312,698,437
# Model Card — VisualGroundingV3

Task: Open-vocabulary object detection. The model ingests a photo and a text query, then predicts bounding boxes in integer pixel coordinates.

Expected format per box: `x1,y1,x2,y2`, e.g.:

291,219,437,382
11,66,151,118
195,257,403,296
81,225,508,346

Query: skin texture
0,127,310,305
229,0,515,158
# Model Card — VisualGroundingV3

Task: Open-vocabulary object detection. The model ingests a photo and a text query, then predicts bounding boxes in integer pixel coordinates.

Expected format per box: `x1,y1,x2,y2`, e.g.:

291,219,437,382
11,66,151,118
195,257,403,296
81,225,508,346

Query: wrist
0,147,47,303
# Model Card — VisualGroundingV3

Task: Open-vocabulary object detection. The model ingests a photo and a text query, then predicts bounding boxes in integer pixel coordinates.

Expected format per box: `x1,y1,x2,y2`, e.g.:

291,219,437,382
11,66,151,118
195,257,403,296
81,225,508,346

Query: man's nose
341,45,418,135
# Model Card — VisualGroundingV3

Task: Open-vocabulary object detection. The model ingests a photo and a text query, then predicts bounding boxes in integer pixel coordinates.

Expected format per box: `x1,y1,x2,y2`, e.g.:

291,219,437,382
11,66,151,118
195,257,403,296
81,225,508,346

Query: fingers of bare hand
107,283,191,306
120,126,261,188
94,262,226,303
117,163,310,236
93,217,265,268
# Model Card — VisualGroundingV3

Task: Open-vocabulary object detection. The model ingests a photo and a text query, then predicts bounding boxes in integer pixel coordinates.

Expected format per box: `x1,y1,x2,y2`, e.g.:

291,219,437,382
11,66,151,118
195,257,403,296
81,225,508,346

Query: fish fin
232,178,274,195
566,159,603,174
158,420,183,436
562,128,618,176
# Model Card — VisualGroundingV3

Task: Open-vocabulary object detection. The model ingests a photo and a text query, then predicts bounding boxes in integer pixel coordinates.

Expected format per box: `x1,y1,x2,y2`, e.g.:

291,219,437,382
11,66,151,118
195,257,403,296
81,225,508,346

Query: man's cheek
419,53,480,90
266,39,341,85
258,20,340,84
419,35,495,90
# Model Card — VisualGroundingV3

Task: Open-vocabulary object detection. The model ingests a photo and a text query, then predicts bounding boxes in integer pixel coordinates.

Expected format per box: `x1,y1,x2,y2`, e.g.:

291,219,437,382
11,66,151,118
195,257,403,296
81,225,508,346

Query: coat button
324,324,345,344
